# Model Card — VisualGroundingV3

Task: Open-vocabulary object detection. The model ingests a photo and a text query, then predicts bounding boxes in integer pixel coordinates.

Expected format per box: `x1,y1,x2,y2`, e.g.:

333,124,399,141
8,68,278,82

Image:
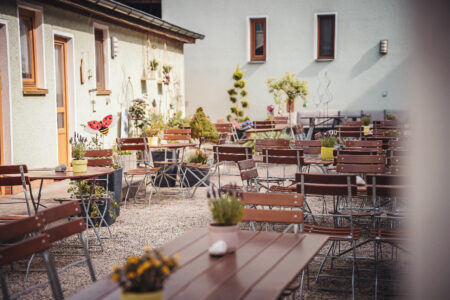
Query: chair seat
126,167,160,175
303,224,362,241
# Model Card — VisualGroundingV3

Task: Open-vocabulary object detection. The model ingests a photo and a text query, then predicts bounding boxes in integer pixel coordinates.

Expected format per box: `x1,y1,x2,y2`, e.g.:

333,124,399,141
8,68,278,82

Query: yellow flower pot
321,147,334,161
121,290,163,300
148,136,159,146
363,125,371,135
72,159,87,173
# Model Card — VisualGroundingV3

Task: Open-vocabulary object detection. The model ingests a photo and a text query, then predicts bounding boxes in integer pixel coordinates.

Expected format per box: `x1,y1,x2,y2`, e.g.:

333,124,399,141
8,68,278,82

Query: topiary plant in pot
207,185,244,253
190,107,219,149
320,136,337,161
361,116,371,135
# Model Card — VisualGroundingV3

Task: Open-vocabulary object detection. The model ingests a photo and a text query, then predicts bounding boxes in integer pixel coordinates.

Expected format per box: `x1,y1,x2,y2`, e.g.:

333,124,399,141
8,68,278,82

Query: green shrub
187,150,208,164
207,186,244,226
230,106,238,113
361,116,371,126
190,107,219,148
70,132,87,160
227,89,237,96
240,89,248,97
229,96,237,103
241,100,249,108
320,136,337,148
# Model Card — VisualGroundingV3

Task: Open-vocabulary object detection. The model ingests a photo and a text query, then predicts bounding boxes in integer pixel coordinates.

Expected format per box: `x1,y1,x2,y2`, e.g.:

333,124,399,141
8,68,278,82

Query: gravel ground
2,163,405,299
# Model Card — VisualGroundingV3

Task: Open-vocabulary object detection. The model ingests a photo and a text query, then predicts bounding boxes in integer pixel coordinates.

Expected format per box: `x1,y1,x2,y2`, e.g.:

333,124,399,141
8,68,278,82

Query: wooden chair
214,123,235,143
254,139,290,154
0,215,63,300
261,149,304,183
336,155,386,174
163,128,191,143
293,140,321,155
341,120,362,127
213,146,251,188
273,116,288,127
295,175,361,299
253,120,274,130
338,126,362,139
237,159,289,192
0,165,33,219
366,175,406,213
116,138,160,207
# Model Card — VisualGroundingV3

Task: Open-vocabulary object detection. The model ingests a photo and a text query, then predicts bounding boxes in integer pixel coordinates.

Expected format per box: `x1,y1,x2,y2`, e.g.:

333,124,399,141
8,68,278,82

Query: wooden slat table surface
68,228,328,300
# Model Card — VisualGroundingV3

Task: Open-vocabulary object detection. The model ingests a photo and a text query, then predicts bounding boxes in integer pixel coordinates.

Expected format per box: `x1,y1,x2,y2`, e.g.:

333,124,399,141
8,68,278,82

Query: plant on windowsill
320,135,337,161
361,116,371,135
266,72,309,138
207,185,244,253
70,132,88,173
111,247,180,300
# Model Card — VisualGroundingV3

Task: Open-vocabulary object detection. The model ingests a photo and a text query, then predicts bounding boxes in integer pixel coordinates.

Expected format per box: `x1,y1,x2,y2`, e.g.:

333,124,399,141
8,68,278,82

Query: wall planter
181,164,210,187
152,150,178,187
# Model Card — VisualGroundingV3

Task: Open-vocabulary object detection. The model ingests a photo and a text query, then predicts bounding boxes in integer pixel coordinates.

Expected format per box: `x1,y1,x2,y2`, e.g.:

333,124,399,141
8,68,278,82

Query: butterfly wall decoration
85,114,117,135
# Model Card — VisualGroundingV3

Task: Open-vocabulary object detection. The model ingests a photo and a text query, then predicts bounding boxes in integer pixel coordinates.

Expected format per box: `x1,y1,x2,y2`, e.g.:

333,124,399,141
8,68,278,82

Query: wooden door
54,37,69,165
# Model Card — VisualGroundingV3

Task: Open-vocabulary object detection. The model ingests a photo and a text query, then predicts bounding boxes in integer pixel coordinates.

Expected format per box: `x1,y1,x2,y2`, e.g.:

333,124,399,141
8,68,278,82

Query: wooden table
68,228,329,300
27,167,115,212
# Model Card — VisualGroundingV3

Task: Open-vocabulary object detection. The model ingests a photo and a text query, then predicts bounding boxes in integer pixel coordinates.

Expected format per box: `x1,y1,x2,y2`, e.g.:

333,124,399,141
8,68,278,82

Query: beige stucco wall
0,0,185,168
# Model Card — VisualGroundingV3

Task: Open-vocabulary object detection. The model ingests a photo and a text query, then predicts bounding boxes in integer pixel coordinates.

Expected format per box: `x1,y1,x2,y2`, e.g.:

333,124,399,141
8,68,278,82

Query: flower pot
321,147,334,161
72,159,87,173
121,290,162,300
148,136,159,146
152,151,178,187
363,125,370,135
208,224,238,253
181,164,210,187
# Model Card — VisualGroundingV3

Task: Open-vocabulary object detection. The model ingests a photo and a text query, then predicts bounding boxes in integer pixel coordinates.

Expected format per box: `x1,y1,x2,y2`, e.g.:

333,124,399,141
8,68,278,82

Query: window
19,8,37,88
317,14,335,60
250,18,266,61
94,29,105,91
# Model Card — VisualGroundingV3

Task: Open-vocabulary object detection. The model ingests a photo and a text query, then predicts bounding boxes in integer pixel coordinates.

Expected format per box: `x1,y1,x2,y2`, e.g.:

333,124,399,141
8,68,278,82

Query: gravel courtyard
2,164,404,299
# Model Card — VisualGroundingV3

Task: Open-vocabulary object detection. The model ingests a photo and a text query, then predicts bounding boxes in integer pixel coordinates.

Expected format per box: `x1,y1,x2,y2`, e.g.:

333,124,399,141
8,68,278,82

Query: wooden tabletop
26,167,115,180
68,228,328,300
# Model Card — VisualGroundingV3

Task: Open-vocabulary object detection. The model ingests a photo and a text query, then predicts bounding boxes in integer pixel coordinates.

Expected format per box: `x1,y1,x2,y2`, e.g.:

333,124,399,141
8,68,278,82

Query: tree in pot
190,107,219,149
70,132,88,173
111,247,179,300
320,135,338,161
207,185,244,253
361,116,371,135
266,72,309,138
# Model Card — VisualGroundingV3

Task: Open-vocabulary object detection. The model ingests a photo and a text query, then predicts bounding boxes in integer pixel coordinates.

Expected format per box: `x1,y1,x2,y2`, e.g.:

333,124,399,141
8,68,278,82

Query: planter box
181,164,210,187
79,197,117,227
99,168,122,217
152,150,179,188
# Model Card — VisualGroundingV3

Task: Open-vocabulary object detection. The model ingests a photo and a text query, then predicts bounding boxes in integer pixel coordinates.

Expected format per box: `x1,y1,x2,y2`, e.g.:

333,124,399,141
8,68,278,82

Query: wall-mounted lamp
111,36,118,58
380,40,388,55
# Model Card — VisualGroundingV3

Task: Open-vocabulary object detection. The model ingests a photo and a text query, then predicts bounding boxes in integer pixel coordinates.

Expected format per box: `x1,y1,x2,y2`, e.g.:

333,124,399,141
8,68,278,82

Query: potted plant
227,64,250,122
320,136,337,161
149,58,159,80
266,72,309,138
111,247,179,300
68,181,119,226
190,107,219,149
361,116,371,135
182,150,210,187
70,132,88,173
207,185,244,253
145,113,165,146
162,65,172,85
129,99,150,137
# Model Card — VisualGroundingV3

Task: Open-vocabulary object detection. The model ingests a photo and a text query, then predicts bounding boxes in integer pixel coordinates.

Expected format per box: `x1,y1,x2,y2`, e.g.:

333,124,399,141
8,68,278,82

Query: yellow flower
127,272,136,279
173,253,181,259
112,265,120,272
137,261,152,276
161,266,170,274
153,259,161,267
111,273,119,281
127,256,139,264
144,245,152,251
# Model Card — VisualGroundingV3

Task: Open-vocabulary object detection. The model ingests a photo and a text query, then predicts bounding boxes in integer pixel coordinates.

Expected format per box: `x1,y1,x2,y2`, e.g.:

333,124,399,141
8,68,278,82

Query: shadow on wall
297,61,328,77
350,43,382,79
345,58,409,110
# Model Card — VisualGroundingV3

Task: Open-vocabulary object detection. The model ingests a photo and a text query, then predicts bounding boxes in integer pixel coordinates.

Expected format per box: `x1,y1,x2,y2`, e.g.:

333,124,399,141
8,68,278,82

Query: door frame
52,31,76,165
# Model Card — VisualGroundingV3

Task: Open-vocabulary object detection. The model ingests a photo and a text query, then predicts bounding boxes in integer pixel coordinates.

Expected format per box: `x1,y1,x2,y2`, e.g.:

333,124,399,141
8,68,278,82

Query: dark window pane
57,112,64,129
19,17,33,79
54,44,64,108
318,15,335,58
95,29,105,90
255,22,264,56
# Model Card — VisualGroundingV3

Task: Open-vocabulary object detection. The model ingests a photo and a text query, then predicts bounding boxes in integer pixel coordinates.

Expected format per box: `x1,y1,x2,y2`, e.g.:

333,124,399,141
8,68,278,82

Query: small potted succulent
111,247,179,300
207,185,244,253
70,132,88,173
149,58,159,80
361,116,371,135
320,136,337,161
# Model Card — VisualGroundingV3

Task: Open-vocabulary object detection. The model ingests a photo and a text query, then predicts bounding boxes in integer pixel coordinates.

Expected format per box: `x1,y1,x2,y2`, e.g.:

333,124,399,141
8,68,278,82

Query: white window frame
314,12,338,61
17,1,47,89
93,23,110,91
247,15,268,63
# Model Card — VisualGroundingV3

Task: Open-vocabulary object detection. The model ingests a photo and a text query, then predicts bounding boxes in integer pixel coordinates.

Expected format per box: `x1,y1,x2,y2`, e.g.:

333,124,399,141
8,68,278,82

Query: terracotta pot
286,101,295,113
208,224,238,253
72,159,87,173
121,290,162,300
321,147,334,161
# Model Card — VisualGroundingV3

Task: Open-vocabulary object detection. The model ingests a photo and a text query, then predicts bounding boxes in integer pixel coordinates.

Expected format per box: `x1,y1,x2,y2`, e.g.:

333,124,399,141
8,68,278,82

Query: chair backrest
0,165,30,186
84,149,113,167
116,137,148,151
336,154,386,173
366,174,406,186
296,173,357,196
0,214,44,243
241,192,303,224
293,140,321,154
216,133,228,145
261,149,304,166
388,140,403,148
253,120,274,130
341,120,362,127
215,123,233,134
338,127,362,138
163,128,191,142
273,116,288,125
213,146,251,163
345,140,382,148
295,173,357,185
254,139,290,153
334,149,381,156
238,159,258,182
366,184,406,198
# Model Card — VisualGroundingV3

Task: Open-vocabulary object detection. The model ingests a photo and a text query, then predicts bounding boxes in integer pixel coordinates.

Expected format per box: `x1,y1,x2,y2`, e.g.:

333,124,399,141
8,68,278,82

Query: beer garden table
68,228,329,300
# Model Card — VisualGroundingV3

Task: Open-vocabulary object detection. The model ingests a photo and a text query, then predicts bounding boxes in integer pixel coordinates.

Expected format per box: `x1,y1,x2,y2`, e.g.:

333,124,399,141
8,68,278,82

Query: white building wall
163,0,413,121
